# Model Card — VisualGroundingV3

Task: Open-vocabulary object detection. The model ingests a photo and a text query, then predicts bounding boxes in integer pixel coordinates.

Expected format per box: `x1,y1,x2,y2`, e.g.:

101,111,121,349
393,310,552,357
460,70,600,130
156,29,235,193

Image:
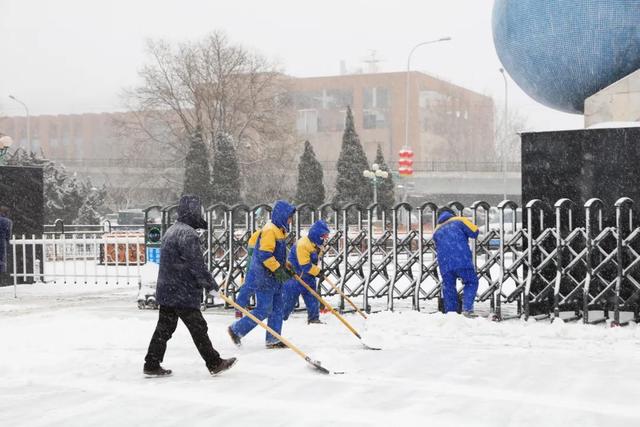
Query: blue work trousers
235,279,257,309
231,285,283,344
282,278,320,322
441,268,479,313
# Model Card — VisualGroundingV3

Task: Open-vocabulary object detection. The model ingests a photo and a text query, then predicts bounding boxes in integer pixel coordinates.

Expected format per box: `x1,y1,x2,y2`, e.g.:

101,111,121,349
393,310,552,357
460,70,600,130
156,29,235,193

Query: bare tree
119,31,297,204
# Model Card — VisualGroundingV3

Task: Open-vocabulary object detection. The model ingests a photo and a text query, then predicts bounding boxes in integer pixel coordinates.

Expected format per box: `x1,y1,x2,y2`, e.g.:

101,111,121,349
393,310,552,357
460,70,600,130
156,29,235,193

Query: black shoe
228,326,242,347
209,357,237,376
143,365,172,377
265,341,288,349
307,318,324,324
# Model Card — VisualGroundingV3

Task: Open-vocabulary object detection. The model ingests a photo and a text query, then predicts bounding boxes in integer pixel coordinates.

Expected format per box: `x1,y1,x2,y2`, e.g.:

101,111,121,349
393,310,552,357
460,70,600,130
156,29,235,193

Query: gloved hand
208,282,221,299
285,261,294,273
274,265,292,283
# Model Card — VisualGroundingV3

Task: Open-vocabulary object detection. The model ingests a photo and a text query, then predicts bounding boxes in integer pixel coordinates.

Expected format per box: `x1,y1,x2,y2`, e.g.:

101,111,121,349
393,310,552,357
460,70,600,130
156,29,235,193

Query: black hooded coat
155,195,217,309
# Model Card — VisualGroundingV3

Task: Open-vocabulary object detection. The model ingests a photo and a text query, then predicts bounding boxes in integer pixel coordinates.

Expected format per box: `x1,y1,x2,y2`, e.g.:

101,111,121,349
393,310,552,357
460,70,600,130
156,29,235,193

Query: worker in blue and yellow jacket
228,200,296,348
282,220,330,324
433,207,480,315
234,229,261,319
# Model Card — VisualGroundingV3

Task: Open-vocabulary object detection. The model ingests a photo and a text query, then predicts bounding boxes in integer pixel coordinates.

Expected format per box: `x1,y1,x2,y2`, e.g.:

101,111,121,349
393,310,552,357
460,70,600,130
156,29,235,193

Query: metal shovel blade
305,356,330,375
361,342,382,351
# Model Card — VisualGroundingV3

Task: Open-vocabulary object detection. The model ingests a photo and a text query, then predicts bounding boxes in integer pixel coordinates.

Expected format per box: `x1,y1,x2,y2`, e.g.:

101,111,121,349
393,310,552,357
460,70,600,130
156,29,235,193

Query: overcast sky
0,0,583,131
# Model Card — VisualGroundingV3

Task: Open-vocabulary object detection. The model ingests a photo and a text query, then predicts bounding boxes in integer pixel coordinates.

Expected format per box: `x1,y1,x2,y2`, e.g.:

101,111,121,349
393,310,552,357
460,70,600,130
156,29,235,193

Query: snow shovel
218,290,336,375
292,274,380,350
320,276,368,320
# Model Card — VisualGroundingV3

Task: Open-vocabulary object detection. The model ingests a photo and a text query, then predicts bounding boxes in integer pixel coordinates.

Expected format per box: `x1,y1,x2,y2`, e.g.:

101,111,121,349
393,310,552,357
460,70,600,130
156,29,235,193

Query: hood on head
308,220,330,246
177,195,207,230
437,207,455,224
271,200,296,231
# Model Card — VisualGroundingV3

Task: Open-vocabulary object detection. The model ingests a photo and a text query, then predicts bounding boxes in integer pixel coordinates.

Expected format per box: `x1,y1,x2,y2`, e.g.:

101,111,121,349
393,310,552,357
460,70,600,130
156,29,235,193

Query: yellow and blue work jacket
288,220,330,285
248,200,296,290
432,211,479,273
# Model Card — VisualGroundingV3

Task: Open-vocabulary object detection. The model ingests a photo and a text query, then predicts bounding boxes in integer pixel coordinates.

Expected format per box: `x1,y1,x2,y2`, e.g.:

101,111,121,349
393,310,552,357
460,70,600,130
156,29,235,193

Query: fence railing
319,161,521,173
9,197,640,325
52,157,522,174
9,233,144,286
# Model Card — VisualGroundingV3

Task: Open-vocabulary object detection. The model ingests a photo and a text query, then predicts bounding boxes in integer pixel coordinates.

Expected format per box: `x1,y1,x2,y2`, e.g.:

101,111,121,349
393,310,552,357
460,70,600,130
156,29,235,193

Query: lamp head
0,135,14,149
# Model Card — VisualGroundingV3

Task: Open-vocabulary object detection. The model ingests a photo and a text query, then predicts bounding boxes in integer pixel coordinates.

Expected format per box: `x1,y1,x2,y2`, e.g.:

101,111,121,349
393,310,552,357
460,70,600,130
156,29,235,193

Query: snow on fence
9,197,640,325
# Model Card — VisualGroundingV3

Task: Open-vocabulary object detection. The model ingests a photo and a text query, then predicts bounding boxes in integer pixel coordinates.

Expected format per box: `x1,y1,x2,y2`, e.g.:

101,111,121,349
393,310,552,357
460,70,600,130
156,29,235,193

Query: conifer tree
295,141,325,208
7,150,102,223
333,107,372,208
183,126,212,204
75,182,106,225
373,143,395,212
211,132,242,206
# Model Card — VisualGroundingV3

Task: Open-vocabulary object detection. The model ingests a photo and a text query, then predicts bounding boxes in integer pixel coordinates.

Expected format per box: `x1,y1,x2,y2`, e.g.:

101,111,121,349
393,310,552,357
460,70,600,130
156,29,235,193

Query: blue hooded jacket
288,220,330,284
247,200,296,290
432,210,479,273
156,195,216,309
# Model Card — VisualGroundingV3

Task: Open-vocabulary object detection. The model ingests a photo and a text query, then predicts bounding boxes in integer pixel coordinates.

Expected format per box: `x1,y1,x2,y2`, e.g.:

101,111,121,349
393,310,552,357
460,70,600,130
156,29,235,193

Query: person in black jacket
143,195,237,377
0,206,12,276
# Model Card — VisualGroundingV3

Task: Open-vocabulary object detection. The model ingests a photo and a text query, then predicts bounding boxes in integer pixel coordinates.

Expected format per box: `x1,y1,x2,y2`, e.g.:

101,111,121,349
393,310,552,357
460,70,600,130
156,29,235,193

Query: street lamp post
8,95,31,154
363,163,389,221
404,37,452,151
499,68,508,202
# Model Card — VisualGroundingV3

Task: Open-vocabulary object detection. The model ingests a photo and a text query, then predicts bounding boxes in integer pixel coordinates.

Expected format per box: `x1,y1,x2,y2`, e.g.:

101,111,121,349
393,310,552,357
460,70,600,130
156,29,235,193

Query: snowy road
1,284,640,427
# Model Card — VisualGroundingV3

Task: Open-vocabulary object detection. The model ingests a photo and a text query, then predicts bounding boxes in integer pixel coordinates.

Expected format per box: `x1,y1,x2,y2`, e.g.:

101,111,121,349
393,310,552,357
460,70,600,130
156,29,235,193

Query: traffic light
398,147,414,176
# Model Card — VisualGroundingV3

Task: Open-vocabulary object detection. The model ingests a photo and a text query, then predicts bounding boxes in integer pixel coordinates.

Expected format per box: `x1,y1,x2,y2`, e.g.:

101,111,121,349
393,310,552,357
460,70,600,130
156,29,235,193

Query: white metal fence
9,233,145,290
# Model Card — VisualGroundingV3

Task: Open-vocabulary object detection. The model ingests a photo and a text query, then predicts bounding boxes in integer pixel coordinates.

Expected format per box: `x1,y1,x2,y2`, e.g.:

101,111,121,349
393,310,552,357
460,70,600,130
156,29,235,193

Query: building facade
290,71,495,168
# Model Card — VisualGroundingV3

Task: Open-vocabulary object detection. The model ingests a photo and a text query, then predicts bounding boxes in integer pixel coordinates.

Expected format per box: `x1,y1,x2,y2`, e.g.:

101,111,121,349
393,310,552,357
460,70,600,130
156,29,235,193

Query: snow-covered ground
2,284,640,427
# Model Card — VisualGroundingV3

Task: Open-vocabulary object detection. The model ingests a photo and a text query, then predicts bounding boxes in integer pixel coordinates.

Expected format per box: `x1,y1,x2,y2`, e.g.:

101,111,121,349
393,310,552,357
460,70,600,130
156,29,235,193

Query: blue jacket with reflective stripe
433,211,479,273
288,220,330,285
246,200,296,290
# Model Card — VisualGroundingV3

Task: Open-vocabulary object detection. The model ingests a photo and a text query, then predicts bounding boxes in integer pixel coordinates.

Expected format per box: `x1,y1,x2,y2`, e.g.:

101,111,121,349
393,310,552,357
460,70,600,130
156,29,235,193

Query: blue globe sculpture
492,0,640,114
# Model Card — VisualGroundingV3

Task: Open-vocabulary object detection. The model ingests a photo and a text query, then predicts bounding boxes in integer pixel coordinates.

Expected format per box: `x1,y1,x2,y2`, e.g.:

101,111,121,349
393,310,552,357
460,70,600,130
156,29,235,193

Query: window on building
364,87,389,109
296,109,318,134
292,91,323,110
363,87,390,129
294,89,352,133
324,89,352,109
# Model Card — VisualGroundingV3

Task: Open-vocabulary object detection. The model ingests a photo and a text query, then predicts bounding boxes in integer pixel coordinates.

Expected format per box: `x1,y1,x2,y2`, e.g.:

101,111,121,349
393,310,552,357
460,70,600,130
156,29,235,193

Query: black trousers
145,306,222,370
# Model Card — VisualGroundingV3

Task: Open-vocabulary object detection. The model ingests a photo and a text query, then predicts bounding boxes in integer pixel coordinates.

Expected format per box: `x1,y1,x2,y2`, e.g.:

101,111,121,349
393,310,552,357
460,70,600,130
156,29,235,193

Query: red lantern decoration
398,147,414,176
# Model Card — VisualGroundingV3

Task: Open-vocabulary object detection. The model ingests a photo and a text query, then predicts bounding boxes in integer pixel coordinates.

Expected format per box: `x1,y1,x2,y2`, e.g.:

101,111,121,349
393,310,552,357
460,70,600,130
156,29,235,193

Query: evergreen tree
211,132,242,206
183,126,212,204
373,144,395,212
75,181,107,225
8,149,105,224
333,106,372,208
295,141,325,207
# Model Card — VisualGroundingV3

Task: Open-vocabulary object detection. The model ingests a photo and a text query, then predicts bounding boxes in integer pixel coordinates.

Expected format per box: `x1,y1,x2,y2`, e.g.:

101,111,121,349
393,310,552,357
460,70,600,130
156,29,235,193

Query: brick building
290,71,495,168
